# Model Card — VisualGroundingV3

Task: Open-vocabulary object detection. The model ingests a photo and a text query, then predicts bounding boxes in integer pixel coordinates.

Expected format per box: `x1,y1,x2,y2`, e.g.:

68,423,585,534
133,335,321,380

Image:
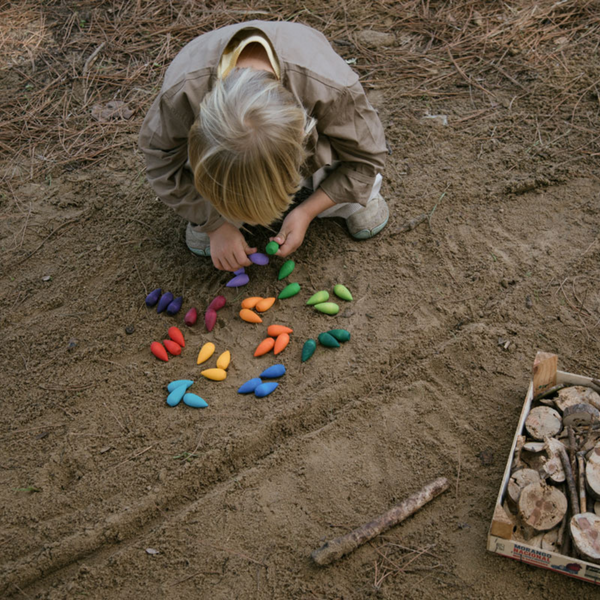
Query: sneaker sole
350,217,389,240
188,246,211,257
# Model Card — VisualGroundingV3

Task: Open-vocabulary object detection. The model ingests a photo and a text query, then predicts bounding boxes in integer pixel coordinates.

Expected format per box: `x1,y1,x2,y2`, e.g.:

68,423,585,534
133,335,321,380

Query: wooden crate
487,354,600,585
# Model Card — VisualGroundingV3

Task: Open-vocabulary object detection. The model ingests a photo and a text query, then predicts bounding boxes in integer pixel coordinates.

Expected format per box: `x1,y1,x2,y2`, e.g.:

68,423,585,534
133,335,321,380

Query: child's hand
271,206,312,258
208,223,256,271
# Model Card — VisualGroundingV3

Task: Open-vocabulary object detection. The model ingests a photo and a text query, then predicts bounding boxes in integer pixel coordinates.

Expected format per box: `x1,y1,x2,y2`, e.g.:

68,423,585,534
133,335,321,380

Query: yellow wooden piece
196,342,215,365
201,368,227,381
216,350,231,370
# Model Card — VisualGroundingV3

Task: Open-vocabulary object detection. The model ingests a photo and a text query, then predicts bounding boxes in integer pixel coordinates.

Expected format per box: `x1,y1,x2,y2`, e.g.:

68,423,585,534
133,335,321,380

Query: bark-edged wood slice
570,513,600,564
523,442,546,453
525,406,562,441
518,482,568,531
542,437,566,484
563,403,600,427
507,468,541,511
541,527,560,552
556,386,600,412
586,461,600,500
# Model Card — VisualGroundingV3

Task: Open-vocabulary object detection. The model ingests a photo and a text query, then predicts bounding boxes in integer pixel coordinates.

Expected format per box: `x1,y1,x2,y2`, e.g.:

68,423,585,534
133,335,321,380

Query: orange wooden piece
255,297,276,313
267,324,293,337
254,337,275,357
168,326,185,347
241,297,263,309
163,339,182,356
240,308,263,324
274,333,290,355
150,341,168,362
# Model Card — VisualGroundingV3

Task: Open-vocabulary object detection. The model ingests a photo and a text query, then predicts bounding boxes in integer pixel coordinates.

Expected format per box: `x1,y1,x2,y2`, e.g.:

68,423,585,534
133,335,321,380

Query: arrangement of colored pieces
306,284,353,316
145,288,183,315
238,364,286,398
225,253,270,288
166,379,208,408
205,295,226,332
197,342,232,381
150,327,186,362
302,329,351,362
254,324,293,357
239,296,277,324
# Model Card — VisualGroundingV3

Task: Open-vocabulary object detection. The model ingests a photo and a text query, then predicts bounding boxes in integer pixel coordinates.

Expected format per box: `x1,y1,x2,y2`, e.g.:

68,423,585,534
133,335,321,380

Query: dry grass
0,0,599,180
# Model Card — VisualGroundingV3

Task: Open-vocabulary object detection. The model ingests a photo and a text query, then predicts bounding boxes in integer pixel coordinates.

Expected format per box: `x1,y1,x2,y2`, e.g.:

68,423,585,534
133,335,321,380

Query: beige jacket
139,20,387,232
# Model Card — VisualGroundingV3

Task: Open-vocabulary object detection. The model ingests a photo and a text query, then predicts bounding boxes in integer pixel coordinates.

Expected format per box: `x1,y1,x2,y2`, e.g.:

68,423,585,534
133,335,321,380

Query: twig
108,443,156,471
428,185,450,230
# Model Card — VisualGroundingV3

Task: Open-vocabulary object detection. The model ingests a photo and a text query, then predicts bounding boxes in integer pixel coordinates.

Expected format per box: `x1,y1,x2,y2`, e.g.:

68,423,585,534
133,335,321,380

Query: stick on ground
311,477,449,566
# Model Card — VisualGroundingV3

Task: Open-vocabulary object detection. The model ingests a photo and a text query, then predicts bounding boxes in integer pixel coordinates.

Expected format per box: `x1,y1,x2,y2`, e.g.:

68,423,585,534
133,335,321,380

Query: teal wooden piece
318,332,340,348
328,329,351,343
301,339,317,362
166,386,187,407
183,393,208,408
167,379,193,393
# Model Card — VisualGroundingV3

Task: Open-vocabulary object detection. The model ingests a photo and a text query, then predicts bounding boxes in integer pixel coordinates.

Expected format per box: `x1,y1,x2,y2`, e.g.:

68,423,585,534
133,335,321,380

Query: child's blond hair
188,68,314,226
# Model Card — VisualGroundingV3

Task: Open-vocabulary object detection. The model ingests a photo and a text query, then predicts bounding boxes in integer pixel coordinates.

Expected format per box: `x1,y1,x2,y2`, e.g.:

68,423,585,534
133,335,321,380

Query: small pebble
314,302,340,315
42,275,52,282
226,274,249,288
301,339,317,362
333,284,353,302
255,381,279,398
183,393,209,408
307,290,329,306
266,241,279,255
526,295,533,309
125,324,135,335
238,377,263,394
260,364,286,379
279,282,301,299
278,260,295,280
249,252,270,265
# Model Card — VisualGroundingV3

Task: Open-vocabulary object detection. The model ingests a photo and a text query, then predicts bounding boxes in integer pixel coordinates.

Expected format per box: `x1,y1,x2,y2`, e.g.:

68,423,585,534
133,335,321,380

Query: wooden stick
557,444,580,515
577,453,587,513
568,426,577,473
311,477,449,566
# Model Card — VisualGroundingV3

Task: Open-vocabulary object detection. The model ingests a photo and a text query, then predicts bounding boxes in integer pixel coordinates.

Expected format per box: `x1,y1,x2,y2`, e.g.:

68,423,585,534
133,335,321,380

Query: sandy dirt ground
1,1,600,598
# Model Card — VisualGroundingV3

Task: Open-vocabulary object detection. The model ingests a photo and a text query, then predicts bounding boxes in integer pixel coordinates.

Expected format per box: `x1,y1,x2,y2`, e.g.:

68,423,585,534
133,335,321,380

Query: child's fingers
234,247,252,268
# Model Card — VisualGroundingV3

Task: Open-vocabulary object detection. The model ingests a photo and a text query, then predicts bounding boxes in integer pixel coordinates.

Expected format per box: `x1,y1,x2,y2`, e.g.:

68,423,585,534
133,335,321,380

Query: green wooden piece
266,241,280,255
318,332,340,348
278,282,301,299
314,302,339,315
328,329,351,343
301,339,317,362
306,290,329,306
333,284,353,302
278,260,295,280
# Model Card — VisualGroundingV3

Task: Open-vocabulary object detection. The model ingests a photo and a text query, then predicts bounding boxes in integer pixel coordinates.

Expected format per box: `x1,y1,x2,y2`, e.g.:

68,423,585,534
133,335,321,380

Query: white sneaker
185,223,211,256
346,194,389,239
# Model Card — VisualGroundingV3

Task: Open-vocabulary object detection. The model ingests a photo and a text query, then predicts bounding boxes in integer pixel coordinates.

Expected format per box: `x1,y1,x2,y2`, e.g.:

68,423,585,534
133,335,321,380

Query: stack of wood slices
507,385,600,563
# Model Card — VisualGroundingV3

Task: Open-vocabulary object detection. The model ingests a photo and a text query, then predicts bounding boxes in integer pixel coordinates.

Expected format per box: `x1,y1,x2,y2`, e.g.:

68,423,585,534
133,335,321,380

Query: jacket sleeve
138,90,226,233
316,79,387,206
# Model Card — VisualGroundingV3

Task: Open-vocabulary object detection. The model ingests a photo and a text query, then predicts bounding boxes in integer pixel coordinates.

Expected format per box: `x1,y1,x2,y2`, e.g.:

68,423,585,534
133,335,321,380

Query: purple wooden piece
249,253,269,266
234,267,245,275
156,291,173,313
226,273,250,288
166,296,183,315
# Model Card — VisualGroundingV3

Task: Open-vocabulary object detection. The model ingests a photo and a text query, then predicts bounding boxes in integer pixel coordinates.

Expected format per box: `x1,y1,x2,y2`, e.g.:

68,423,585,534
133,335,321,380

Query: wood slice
525,406,562,441
518,482,568,531
507,468,541,510
541,527,560,552
542,437,566,484
523,442,546,453
586,461,600,500
586,442,600,464
556,386,600,412
563,403,600,427
570,513,600,564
